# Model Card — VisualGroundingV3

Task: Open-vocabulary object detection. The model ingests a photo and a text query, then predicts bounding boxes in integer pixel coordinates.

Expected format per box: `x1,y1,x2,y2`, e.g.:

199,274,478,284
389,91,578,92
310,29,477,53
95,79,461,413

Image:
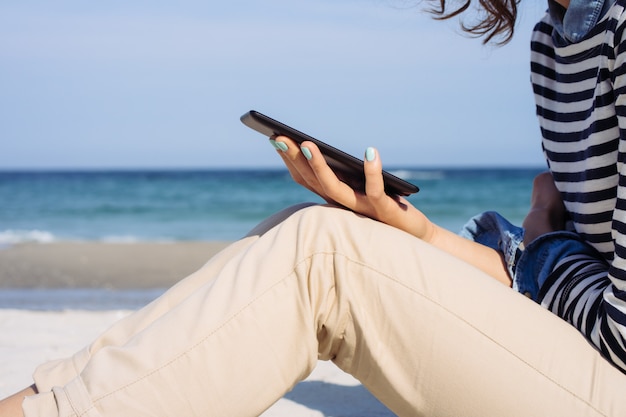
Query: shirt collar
548,0,612,42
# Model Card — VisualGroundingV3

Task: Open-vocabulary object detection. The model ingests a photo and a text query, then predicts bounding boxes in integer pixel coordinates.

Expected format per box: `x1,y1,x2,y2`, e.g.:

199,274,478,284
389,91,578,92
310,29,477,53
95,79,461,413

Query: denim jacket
459,212,601,301
548,0,613,42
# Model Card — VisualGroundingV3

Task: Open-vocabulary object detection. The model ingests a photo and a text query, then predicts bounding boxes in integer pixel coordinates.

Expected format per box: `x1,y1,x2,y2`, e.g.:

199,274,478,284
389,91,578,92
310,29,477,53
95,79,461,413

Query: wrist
421,221,442,246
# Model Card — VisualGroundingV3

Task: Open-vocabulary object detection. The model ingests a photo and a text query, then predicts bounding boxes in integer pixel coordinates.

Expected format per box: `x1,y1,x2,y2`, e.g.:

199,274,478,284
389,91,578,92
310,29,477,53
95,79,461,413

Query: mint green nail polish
273,141,288,152
301,146,312,160
365,147,376,162
269,139,280,150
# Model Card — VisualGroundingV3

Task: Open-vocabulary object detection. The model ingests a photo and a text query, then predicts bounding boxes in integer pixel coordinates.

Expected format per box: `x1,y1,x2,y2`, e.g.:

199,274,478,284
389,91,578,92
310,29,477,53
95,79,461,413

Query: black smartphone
240,110,419,196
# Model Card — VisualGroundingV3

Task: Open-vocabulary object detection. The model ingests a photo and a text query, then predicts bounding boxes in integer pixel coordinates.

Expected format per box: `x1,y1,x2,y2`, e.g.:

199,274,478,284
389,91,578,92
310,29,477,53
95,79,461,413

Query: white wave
100,235,176,243
389,170,446,181
0,230,179,246
0,229,56,244
101,235,142,243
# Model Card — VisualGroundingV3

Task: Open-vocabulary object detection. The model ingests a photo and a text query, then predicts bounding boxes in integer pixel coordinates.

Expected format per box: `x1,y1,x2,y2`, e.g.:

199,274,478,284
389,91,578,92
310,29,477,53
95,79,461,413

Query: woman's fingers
272,137,430,238
271,140,309,190
272,136,402,210
299,141,359,207
272,136,330,200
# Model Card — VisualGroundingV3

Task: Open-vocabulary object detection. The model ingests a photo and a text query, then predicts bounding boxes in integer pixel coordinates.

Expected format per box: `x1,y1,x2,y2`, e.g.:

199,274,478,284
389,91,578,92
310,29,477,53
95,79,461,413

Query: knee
245,202,319,237
286,204,371,242
251,204,374,248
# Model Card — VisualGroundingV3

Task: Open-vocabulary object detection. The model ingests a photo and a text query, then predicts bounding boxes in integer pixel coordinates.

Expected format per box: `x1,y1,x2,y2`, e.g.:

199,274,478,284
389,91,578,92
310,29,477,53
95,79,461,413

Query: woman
2,0,626,415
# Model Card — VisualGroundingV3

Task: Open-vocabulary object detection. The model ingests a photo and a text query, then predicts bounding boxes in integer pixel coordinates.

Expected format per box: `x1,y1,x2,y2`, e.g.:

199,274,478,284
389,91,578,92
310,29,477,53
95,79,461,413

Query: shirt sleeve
598,13,626,371
538,17,626,374
538,250,624,370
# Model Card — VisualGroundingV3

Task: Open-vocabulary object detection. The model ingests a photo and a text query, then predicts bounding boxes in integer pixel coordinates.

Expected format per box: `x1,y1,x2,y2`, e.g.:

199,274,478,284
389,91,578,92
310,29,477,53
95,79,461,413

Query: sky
0,0,549,169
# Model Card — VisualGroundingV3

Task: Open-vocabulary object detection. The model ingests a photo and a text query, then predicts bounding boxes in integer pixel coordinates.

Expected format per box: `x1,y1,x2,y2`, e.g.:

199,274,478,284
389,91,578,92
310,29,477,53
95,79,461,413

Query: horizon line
0,164,548,172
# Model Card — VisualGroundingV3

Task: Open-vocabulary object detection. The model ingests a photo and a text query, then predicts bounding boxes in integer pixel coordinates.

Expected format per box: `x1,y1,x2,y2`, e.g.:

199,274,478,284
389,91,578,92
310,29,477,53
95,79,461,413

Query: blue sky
0,0,548,169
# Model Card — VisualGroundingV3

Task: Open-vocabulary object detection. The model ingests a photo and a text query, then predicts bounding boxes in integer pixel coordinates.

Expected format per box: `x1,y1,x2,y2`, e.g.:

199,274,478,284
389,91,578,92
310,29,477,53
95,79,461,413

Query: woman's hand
522,171,567,246
271,135,513,285
270,136,435,241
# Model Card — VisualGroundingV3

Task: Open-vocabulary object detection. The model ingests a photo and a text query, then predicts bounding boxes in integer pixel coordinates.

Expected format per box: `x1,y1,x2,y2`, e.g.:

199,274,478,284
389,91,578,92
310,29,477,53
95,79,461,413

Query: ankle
0,385,38,417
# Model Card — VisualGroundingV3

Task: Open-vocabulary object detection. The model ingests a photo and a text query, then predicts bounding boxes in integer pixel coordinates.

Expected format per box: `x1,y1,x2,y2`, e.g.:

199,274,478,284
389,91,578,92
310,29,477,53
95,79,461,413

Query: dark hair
428,0,520,44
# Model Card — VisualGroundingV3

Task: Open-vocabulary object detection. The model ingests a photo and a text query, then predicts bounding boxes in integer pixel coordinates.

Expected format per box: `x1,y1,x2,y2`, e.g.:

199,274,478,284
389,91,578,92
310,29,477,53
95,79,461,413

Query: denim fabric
460,211,524,280
514,230,603,301
548,0,613,43
460,211,600,301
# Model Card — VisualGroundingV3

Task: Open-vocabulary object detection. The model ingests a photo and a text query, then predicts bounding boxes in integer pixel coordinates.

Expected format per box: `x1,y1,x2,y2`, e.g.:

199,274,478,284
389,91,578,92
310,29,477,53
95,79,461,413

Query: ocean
0,167,542,244
0,167,543,309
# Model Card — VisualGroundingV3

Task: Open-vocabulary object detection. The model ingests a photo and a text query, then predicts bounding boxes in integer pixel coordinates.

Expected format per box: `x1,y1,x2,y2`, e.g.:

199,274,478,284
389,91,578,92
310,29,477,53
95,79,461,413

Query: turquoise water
0,168,543,244
0,167,544,309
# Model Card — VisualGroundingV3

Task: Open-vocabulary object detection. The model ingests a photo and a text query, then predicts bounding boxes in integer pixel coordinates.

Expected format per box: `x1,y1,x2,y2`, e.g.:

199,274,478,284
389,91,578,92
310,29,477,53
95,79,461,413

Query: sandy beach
0,242,395,416
0,241,230,289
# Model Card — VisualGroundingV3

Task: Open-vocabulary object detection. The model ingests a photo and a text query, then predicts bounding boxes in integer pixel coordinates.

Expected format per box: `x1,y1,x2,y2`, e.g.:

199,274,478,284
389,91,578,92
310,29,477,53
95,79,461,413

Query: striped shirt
530,0,626,371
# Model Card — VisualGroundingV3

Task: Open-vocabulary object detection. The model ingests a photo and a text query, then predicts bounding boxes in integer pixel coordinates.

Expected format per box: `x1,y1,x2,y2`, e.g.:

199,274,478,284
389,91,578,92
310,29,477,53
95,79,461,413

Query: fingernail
301,146,312,160
365,147,376,162
270,140,288,152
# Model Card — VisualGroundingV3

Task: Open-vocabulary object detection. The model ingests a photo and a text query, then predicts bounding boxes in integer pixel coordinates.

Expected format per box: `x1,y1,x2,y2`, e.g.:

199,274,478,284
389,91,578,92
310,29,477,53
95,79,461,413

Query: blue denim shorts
459,211,599,301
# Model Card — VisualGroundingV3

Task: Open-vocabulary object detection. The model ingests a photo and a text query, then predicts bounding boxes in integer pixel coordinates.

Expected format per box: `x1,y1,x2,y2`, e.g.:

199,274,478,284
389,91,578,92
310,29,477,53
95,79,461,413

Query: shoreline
0,241,230,289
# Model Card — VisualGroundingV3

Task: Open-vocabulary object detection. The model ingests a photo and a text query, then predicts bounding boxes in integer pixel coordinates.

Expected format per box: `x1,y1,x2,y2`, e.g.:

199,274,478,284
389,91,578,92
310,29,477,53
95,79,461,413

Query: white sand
0,309,394,416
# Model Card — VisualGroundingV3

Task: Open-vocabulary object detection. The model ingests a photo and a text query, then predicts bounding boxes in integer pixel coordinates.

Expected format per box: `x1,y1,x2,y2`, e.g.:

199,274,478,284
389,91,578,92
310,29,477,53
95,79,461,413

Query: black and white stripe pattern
530,0,626,372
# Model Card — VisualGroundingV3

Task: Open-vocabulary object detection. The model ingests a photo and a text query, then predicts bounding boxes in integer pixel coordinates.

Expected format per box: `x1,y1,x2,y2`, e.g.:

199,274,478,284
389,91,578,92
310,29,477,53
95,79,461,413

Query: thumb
363,147,385,199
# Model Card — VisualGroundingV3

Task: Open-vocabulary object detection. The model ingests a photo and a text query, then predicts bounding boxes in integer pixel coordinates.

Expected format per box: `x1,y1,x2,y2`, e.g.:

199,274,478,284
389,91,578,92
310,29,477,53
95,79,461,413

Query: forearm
522,207,566,246
522,172,567,246
426,223,512,286
0,385,37,417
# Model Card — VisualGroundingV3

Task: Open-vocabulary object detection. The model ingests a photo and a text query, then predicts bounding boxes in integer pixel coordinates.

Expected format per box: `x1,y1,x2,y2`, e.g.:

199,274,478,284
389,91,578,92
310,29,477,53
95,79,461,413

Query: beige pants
23,204,626,416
